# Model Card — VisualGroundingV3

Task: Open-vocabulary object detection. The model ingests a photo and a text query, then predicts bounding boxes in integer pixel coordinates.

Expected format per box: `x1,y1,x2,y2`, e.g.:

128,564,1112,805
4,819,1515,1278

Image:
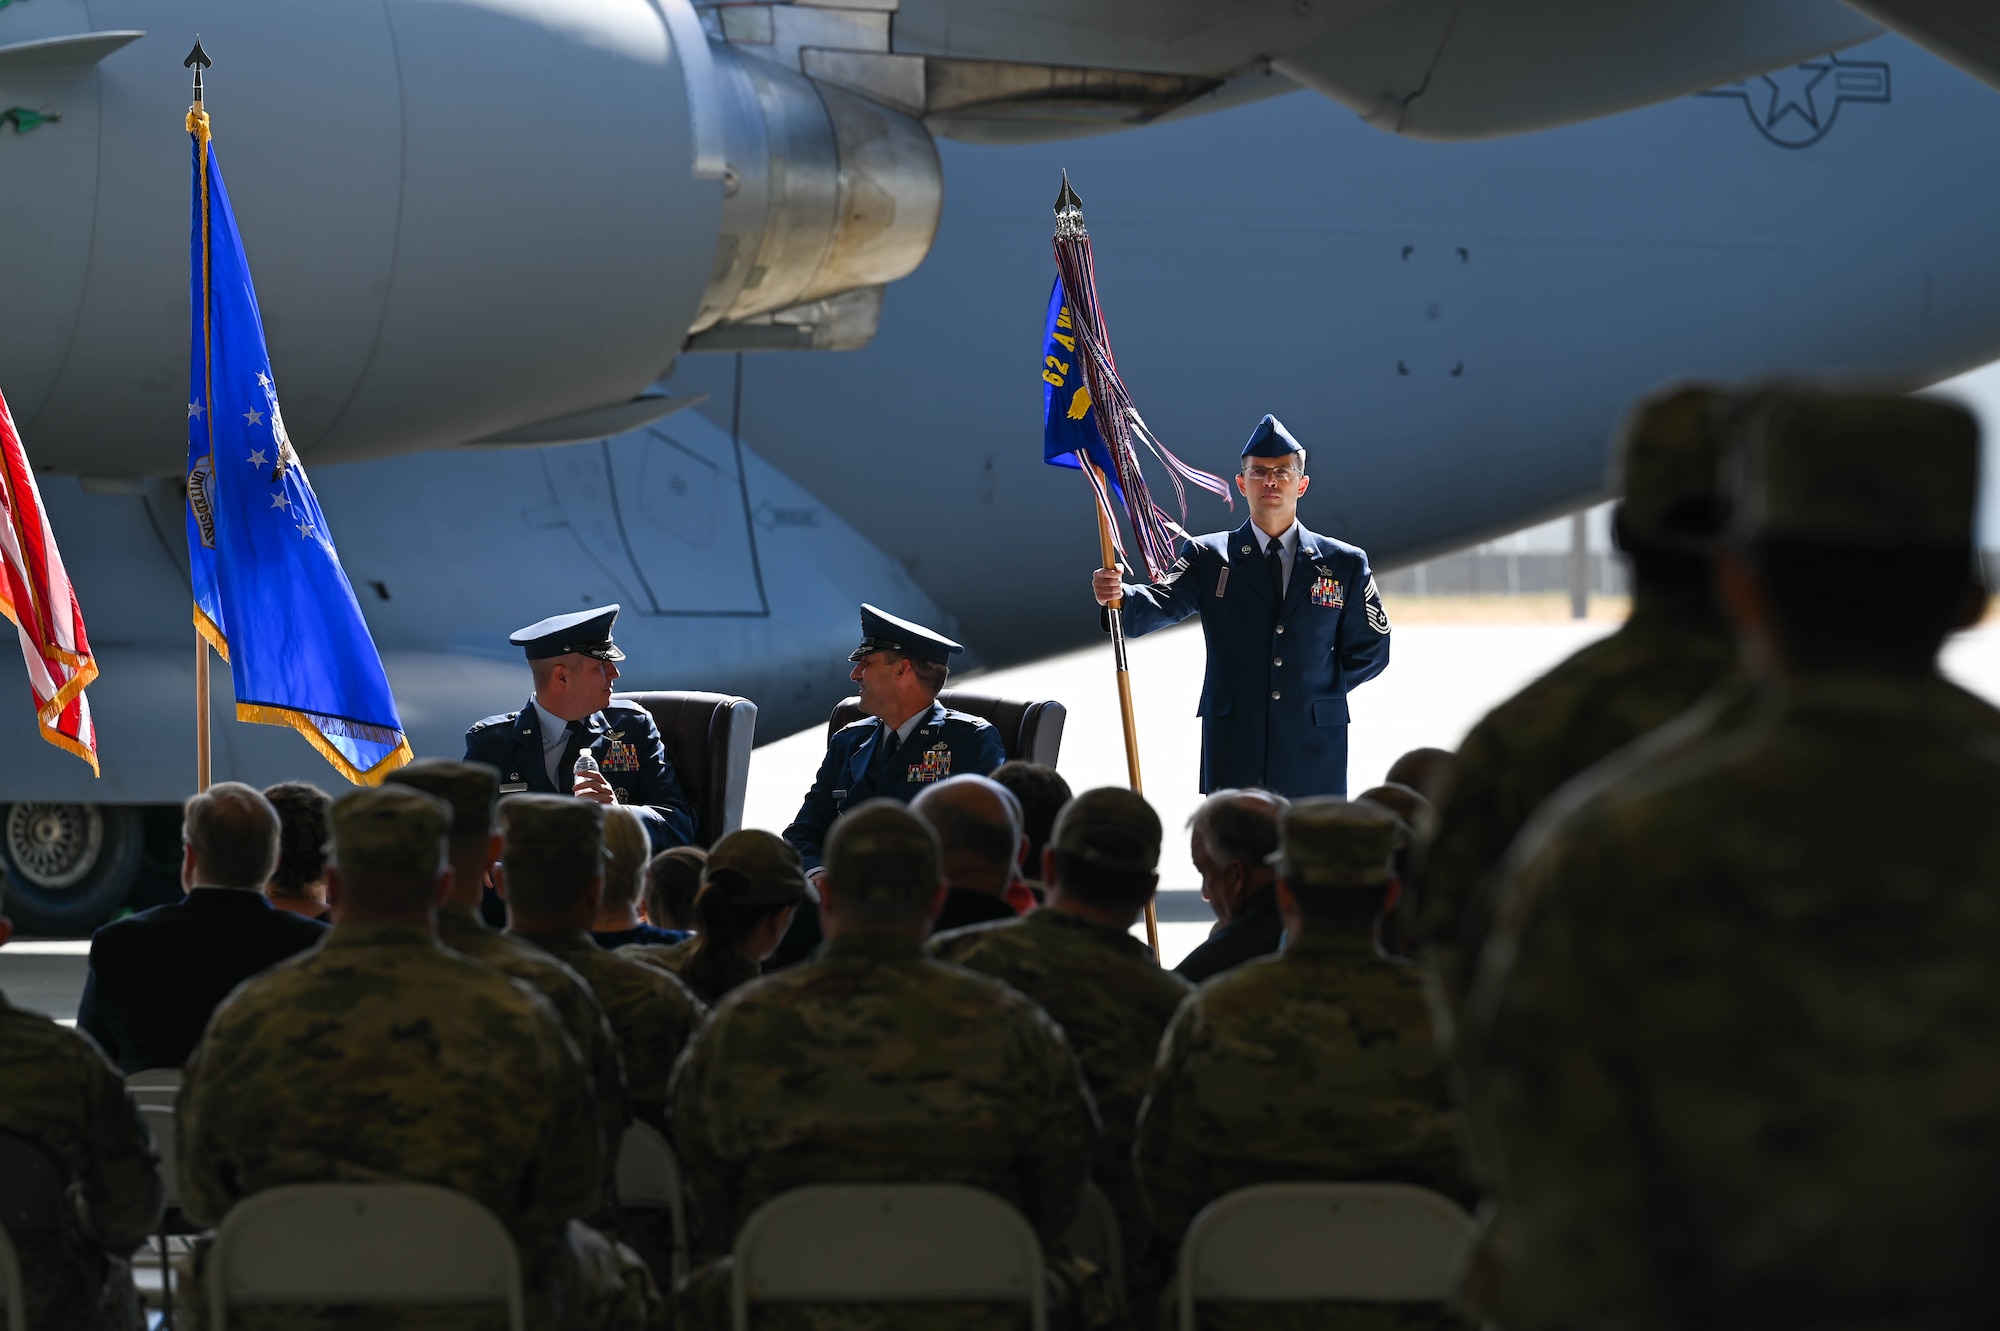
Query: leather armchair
614,691,757,847
825,690,1066,767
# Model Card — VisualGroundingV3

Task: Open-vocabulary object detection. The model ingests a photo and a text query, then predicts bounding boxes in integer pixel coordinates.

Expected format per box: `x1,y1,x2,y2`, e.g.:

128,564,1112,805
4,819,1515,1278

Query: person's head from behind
325,786,454,925
1609,383,1735,595
182,782,283,892
819,800,947,939
643,846,707,931
262,781,332,907
1383,748,1455,804
911,774,1024,899
1187,789,1287,924
691,830,807,964
990,761,1072,884
598,805,651,926
1270,798,1401,942
1721,390,1986,678
1354,783,1434,884
495,795,606,931
1044,787,1162,925
385,759,501,909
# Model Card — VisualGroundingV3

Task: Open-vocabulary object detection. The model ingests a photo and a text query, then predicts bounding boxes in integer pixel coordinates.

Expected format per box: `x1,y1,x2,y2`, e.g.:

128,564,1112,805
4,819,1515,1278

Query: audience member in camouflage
497,795,704,1130
666,829,805,1004
1462,392,2000,1331
178,785,660,1331
671,800,1102,1331
931,786,1190,1316
1423,385,1739,1016
0,881,161,1331
1138,799,1474,1331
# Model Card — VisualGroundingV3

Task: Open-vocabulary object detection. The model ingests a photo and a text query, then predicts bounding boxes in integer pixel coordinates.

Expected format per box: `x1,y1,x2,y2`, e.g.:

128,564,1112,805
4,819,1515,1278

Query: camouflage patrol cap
1354,782,1435,847
1610,384,1731,550
1268,797,1399,890
498,793,605,866
329,785,451,878
824,800,942,904
1730,391,1978,547
1049,786,1162,875
703,829,809,908
386,759,500,840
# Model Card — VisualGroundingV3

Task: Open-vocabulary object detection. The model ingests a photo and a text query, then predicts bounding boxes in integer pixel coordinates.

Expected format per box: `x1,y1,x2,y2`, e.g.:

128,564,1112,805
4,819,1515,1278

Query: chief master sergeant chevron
1092,415,1391,797
465,605,697,852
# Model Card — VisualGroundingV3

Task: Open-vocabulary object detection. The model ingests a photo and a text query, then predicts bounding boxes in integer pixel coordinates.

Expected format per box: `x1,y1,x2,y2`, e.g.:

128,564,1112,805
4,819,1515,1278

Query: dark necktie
559,719,590,791
1266,539,1285,602
873,726,902,776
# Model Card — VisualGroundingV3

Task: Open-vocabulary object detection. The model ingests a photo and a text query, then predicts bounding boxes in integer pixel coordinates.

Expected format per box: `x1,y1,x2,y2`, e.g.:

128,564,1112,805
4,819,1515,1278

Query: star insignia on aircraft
1762,64,1829,130
244,407,264,426
247,448,268,468
1698,55,1890,150
270,492,290,510
187,402,203,419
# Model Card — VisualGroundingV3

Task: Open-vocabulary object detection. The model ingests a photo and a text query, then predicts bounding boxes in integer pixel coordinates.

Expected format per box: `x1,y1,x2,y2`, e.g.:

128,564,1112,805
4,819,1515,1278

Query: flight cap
1049,787,1162,875
498,793,605,866
1611,384,1731,549
1267,797,1399,890
1241,414,1305,461
329,785,451,878
849,604,963,666
1354,782,1435,846
1730,391,1978,548
824,800,942,903
510,605,625,661
387,759,500,841
702,830,809,908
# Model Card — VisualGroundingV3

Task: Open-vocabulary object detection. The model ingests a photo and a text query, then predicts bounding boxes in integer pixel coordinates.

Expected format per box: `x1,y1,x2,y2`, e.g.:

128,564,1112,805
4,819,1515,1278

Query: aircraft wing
1842,1,2000,91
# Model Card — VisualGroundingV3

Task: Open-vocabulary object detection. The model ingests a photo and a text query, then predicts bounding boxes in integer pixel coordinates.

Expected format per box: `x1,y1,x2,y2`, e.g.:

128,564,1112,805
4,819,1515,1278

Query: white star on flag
244,407,264,426
247,449,268,468
188,402,203,419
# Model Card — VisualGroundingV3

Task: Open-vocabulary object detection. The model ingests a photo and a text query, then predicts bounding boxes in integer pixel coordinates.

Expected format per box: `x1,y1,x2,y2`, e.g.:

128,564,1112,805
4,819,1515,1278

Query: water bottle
573,749,601,785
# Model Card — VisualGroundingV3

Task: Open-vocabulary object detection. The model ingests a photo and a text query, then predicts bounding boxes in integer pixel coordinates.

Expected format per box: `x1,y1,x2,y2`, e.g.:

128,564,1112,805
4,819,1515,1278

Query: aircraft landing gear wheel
0,802,144,936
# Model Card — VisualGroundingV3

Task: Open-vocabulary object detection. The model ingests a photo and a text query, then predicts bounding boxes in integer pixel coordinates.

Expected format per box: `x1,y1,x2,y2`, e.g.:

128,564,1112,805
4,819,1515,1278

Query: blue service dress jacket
782,701,1006,873
1117,519,1391,798
464,697,697,851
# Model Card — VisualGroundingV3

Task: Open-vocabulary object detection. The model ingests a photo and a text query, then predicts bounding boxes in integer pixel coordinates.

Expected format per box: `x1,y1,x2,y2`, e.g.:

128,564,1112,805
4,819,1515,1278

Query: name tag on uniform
499,783,528,794
1215,566,1229,598
908,743,953,784
599,741,640,772
1312,574,1344,609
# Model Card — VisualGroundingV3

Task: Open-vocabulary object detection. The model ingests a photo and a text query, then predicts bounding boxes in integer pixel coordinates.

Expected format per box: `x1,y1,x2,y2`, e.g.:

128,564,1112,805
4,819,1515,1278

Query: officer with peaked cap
1092,414,1391,798
768,604,1005,968
463,604,697,853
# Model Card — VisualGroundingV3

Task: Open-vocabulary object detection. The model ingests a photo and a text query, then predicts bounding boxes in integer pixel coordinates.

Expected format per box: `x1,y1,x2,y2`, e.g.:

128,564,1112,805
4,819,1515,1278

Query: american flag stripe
0,388,99,774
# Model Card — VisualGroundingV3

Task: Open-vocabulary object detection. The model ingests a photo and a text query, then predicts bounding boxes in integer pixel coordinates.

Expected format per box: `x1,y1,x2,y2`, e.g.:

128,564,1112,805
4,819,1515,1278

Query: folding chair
126,1070,182,1109
1175,1183,1473,1331
615,1122,690,1284
1063,1182,1125,1316
135,1103,192,1326
730,1184,1046,1331
207,1184,524,1331
0,1132,65,1331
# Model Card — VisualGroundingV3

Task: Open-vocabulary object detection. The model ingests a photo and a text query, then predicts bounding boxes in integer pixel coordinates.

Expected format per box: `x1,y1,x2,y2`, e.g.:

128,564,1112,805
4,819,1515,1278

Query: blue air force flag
1040,278,1121,498
186,112,411,783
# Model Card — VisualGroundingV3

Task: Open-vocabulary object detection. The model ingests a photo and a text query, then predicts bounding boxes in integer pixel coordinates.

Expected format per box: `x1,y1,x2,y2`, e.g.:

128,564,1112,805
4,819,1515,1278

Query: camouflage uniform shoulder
619,937,695,972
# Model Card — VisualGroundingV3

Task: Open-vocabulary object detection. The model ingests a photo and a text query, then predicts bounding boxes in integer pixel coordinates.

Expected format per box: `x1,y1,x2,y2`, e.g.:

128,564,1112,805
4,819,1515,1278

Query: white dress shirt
532,698,576,785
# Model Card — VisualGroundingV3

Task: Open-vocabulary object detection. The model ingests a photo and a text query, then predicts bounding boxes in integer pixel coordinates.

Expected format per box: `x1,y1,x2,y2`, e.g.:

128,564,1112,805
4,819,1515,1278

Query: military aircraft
5,1,2000,930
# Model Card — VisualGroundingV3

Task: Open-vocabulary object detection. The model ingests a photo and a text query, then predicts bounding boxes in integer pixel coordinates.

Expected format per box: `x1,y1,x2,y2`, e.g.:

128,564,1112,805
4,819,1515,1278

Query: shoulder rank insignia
599,740,641,772
909,742,953,784
1312,574,1345,609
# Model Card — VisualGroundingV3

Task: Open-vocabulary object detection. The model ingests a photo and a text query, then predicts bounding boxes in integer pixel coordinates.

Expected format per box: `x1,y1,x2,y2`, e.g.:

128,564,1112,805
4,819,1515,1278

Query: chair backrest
1176,1183,1473,1331
207,1183,524,1331
824,691,1066,767
730,1184,1046,1331
614,690,758,847
615,1122,689,1284
1064,1182,1125,1315
137,1105,180,1212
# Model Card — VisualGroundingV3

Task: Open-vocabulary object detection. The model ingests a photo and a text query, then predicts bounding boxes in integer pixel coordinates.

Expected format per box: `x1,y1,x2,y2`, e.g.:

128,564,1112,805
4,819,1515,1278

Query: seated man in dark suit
1176,788,1289,984
911,774,1026,933
78,782,327,1073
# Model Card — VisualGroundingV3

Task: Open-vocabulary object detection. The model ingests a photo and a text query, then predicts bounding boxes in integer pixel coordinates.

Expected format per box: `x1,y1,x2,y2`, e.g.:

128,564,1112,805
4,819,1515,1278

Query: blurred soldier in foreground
178,785,661,1329
1355,781,1435,959
1092,415,1392,797
664,830,806,1005
912,773,1030,931
1461,392,2000,1331
387,761,631,1195
1178,789,1288,983
931,786,1190,1323
497,796,704,1131
671,801,1102,1331
1137,799,1473,1331
1424,385,1738,1014
0,876,161,1331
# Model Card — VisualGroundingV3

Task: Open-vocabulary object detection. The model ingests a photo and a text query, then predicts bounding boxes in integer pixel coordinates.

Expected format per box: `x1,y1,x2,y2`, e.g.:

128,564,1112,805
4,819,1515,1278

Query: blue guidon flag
185,100,412,784
1040,277,1119,491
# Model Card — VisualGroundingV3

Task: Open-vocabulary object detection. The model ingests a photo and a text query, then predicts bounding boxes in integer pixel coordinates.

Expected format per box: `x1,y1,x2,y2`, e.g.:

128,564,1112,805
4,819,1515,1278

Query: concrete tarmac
11,617,2000,1014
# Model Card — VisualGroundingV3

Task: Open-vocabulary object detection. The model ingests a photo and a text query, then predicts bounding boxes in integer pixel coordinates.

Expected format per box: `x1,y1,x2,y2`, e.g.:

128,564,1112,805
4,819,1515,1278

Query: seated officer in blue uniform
1092,415,1391,798
464,605,697,853
767,604,1005,967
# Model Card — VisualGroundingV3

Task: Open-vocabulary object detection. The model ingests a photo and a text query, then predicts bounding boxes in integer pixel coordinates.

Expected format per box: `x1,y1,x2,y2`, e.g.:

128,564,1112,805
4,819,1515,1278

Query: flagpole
1091,465,1159,955
188,38,212,794
195,640,211,789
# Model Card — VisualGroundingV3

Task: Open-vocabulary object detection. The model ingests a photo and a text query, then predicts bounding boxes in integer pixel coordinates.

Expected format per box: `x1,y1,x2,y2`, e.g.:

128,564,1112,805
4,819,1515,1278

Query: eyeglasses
1243,466,1301,483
